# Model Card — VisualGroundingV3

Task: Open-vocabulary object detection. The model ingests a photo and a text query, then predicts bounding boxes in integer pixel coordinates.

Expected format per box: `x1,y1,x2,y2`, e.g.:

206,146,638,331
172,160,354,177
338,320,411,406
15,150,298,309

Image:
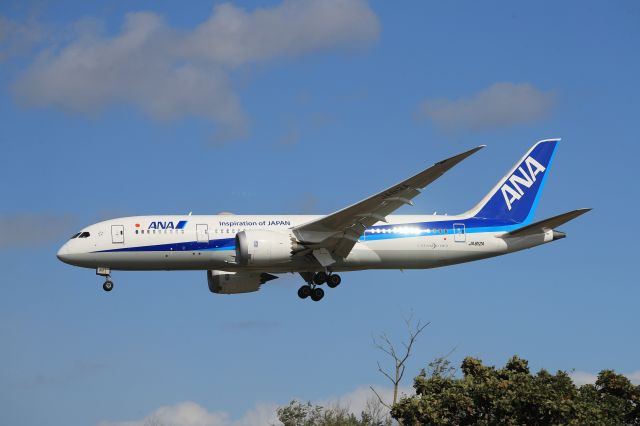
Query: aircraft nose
56,243,70,263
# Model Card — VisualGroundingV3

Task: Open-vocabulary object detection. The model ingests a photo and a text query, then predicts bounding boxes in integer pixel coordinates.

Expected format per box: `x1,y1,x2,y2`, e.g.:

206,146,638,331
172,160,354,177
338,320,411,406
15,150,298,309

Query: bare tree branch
377,361,395,384
369,385,392,410
371,315,431,410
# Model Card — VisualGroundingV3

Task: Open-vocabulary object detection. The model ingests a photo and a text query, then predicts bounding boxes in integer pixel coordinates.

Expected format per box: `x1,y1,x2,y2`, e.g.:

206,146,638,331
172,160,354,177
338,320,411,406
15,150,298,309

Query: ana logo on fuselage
500,156,546,211
148,220,187,230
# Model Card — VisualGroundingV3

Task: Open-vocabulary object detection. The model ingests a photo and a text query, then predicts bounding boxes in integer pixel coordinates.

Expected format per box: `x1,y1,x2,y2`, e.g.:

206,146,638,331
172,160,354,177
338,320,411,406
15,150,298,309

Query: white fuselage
56,214,553,273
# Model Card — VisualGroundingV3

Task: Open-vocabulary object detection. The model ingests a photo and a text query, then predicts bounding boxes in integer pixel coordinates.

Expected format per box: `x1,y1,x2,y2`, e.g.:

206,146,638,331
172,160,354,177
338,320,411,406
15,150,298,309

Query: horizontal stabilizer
501,208,591,238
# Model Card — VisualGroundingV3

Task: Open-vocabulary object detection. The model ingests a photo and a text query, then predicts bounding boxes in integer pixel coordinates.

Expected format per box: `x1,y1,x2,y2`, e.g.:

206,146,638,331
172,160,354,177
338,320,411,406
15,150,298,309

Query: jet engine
207,270,278,294
235,230,303,266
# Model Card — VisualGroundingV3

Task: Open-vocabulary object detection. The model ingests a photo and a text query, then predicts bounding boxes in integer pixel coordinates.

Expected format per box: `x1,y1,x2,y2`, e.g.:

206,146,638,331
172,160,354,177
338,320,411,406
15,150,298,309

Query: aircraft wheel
297,285,311,299
310,287,324,302
327,274,341,288
103,280,114,292
313,271,328,285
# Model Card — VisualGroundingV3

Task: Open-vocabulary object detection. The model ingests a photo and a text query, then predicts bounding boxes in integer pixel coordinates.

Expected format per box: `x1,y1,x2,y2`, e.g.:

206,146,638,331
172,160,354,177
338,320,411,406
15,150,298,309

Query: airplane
57,139,590,301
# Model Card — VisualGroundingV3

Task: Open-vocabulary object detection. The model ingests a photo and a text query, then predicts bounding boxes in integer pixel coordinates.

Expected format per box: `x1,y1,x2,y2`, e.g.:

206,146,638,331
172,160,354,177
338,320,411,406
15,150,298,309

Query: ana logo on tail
501,156,546,210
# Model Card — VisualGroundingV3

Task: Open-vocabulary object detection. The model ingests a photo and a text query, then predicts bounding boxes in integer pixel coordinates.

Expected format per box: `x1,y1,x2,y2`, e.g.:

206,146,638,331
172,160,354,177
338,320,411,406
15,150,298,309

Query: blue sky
1,1,639,425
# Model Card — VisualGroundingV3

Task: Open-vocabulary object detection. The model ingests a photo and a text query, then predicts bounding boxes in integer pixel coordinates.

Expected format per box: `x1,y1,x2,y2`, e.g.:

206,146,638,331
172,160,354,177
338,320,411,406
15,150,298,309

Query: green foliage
276,400,392,426
391,355,640,426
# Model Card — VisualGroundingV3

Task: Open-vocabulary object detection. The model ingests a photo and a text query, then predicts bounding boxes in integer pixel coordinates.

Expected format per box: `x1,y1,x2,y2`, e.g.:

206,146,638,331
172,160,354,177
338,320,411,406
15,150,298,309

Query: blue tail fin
465,139,559,224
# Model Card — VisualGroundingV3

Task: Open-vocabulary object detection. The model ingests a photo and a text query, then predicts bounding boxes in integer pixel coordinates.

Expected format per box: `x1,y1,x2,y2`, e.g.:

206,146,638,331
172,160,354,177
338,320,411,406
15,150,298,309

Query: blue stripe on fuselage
362,217,520,241
96,237,236,253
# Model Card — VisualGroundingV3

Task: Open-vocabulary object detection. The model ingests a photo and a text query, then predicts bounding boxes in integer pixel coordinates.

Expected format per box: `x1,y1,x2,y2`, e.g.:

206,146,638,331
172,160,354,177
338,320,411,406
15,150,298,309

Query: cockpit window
79,232,90,238
70,232,81,239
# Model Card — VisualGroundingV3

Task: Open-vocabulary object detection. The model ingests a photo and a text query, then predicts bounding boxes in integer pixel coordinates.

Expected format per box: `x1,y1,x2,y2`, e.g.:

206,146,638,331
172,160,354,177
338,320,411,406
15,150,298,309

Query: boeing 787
57,139,590,301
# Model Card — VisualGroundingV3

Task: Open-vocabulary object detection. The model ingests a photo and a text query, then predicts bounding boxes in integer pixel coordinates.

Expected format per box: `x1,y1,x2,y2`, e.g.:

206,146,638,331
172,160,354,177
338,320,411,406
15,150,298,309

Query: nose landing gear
96,267,113,292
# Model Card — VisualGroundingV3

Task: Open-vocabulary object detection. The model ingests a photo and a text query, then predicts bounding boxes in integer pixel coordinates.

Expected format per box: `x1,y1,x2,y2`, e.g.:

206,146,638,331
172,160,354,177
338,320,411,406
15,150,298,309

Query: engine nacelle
207,270,278,294
235,229,300,266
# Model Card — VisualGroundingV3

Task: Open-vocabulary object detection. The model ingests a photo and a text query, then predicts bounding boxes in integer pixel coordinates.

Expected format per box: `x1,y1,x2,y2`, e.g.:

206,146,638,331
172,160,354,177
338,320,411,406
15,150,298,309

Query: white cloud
181,1,379,66
10,0,379,141
419,82,555,131
569,370,640,386
628,370,640,384
97,385,405,426
0,15,43,61
97,400,275,426
569,371,599,386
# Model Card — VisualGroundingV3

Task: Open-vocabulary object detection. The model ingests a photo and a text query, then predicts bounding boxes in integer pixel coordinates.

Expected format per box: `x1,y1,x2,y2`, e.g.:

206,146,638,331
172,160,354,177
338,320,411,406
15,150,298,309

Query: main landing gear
297,271,342,302
96,267,113,292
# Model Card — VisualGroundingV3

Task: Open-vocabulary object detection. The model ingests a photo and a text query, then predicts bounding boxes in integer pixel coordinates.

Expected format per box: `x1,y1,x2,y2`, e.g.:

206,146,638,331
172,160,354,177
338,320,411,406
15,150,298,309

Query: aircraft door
111,225,125,244
196,224,209,243
453,223,466,242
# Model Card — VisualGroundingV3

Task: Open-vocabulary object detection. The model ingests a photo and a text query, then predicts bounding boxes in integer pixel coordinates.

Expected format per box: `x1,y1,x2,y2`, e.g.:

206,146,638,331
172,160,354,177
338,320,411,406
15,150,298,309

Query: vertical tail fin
464,139,560,224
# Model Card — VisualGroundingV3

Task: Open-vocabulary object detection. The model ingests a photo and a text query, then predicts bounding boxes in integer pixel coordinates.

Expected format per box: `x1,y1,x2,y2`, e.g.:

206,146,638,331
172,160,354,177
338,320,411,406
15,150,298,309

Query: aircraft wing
292,145,485,266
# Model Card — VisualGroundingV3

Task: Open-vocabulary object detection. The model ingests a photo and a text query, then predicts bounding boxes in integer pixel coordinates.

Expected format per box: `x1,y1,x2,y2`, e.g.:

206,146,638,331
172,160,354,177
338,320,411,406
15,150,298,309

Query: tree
276,400,392,426
370,315,429,411
391,355,640,425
